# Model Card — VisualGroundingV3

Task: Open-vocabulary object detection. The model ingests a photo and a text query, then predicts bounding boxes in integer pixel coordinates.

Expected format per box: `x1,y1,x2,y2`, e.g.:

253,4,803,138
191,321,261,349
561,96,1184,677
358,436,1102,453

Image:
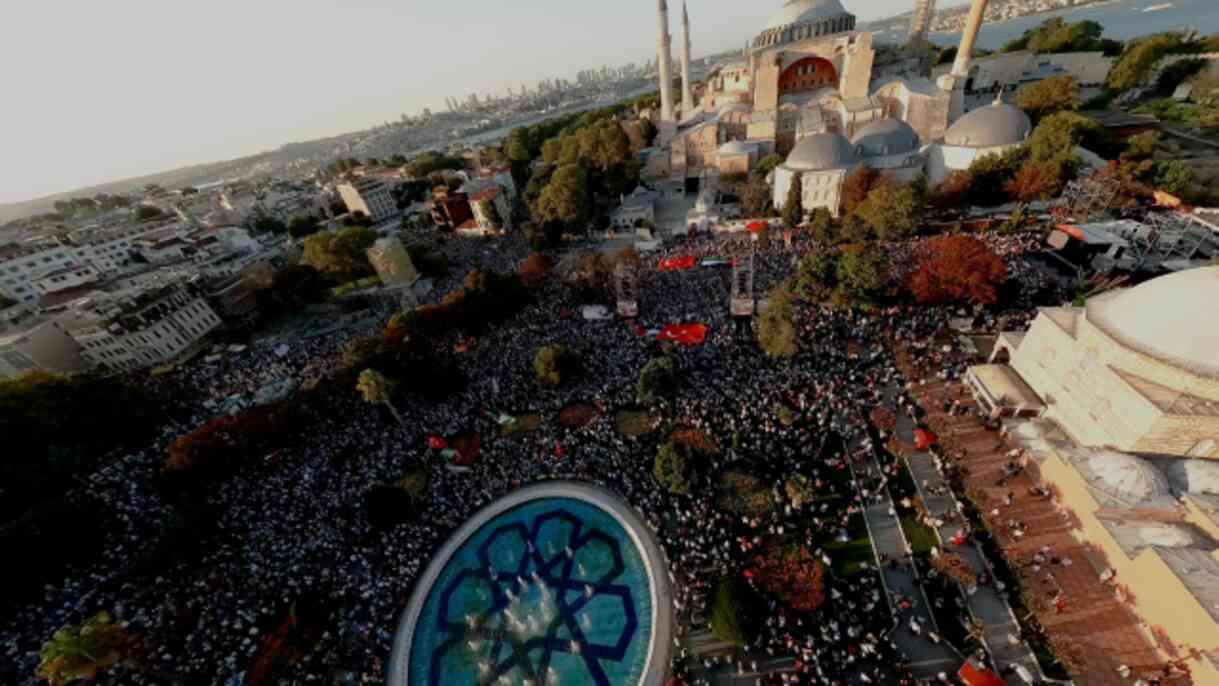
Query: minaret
907,0,936,52
937,0,989,122
951,0,989,79
680,0,694,117
657,0,675,122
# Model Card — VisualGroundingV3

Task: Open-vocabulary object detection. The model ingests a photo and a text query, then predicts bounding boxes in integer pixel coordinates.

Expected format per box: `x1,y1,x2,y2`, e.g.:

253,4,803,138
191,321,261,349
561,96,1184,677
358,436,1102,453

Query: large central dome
1086,266,1219,378
765,0,850,30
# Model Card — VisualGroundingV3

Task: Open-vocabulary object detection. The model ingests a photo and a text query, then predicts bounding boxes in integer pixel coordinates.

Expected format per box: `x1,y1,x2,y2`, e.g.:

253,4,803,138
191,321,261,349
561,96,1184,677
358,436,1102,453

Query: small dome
765,0,850,30
784,132,857,172
718,141,751,156
1086,267,1219,378
944,103,1032,148
852,118,920,157
1165,460,1219,496
1087,450,1172,503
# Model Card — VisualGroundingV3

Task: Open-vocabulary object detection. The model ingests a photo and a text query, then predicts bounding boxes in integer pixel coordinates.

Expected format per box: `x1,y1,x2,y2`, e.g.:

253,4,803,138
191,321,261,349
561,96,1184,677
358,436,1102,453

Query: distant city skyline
0,0,969,205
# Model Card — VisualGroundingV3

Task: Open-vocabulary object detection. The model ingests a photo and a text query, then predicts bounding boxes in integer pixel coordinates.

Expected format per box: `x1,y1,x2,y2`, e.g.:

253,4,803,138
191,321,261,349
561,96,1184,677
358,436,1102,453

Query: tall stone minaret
657,0,675,122
936,0,989,122
681,0,694,117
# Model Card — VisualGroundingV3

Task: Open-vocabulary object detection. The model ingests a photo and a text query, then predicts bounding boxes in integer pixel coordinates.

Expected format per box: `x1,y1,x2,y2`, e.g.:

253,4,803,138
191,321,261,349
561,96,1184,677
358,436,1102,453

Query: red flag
656,324,708,346
554,441,565,459
658,255,697,271
427,436,447,450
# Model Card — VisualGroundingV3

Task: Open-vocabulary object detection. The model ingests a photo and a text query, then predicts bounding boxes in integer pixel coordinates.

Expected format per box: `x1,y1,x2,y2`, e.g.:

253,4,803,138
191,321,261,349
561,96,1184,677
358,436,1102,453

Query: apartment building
337,178,398,223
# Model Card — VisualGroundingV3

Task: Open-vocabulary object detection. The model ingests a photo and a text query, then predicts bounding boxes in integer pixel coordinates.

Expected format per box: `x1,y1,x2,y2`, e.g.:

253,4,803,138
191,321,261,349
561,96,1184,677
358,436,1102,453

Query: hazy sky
0,0,968,204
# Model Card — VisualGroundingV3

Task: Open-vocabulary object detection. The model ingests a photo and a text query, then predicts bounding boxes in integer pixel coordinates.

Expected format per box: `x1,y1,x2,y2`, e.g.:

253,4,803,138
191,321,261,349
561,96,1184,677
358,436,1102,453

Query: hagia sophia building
648,1,1219,675
645,0,1033,216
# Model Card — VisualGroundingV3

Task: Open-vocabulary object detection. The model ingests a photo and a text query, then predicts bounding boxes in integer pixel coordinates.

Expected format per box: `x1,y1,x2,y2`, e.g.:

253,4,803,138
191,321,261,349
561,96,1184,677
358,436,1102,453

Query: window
1188,440,1217,458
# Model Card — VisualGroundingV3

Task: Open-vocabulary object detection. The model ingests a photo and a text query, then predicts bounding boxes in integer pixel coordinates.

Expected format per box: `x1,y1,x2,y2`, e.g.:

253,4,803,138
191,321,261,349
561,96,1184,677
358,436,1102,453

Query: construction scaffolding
730,249,756,317
1090,212,1219,273
1052,176,1121,224
615,262,639,318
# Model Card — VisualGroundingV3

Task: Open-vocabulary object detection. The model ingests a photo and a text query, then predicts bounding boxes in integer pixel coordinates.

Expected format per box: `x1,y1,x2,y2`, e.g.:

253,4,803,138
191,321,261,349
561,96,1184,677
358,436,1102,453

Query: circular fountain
388,482,672,686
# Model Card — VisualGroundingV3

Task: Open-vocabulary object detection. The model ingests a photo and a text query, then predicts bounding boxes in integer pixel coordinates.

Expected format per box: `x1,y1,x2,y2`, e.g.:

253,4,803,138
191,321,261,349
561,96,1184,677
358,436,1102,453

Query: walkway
894,404,1041,685
846,423,961,679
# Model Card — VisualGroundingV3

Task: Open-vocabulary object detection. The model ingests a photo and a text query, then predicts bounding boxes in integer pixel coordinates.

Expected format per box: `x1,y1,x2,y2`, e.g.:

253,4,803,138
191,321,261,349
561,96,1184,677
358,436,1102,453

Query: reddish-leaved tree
519,252,554,288
907,235,1009,306
841,166,881,214
1004,159,1064,203
750,545,827,612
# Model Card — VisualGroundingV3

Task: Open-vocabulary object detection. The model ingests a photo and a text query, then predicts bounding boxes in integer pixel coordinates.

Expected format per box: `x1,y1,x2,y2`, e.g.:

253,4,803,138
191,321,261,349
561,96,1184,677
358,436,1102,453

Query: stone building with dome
969,267,1219,678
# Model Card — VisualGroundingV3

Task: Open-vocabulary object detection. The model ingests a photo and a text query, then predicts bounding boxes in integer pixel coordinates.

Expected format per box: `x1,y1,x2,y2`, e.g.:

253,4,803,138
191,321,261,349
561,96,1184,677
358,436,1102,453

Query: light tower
615,262,639,318
656,0,675,122
936,0,989,122
680,0,695,118
730,248,756,317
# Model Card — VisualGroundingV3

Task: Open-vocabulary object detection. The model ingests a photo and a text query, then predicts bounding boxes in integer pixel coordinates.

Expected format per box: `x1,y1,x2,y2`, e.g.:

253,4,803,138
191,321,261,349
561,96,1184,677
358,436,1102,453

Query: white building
69,280,222,373
611,186,663,229
337,178,398,223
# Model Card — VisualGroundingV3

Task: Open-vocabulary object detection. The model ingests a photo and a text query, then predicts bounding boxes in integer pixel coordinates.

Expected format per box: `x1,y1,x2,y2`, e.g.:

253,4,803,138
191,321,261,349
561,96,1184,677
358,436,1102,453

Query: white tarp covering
582,305,613,321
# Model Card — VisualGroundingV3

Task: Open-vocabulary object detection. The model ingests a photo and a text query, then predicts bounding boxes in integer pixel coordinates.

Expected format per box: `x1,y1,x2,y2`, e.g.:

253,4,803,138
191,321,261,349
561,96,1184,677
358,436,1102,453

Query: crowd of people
0,225,1069,686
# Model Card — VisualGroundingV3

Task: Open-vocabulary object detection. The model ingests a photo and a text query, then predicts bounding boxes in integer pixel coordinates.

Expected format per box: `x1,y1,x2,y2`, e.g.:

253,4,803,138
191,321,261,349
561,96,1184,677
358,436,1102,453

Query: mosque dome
851,118,920,157
765,0,851,30
943,102,1032,148
718,141,751,156
1086,449,1172,503
1086,267,1219,378
785,132,857,172
1165,459,1219,496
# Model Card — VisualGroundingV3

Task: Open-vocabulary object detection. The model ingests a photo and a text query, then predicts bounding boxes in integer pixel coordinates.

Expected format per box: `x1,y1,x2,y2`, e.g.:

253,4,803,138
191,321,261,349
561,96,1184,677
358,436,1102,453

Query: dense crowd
0,227,1067,686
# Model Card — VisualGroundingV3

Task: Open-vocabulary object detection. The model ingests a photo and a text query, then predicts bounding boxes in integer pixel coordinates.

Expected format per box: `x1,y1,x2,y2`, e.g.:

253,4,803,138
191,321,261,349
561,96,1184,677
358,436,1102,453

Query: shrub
708,577,760,646
533,344,577,386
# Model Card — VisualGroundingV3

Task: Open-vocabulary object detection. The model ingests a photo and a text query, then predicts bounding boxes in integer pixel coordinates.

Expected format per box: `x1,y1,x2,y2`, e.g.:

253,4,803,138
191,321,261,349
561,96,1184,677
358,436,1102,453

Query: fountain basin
388,482,672,686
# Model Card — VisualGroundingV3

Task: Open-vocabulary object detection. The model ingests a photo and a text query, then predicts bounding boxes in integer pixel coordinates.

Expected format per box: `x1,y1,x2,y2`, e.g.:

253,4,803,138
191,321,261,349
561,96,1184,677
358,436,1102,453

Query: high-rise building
337,178,397,223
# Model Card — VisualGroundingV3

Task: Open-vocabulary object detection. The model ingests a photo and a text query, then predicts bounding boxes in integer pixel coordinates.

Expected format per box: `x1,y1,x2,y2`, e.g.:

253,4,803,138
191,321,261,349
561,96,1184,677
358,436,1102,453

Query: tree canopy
1002,18,1120,55
907,234,1009,305
1017,75,1080,124
301,226,378,282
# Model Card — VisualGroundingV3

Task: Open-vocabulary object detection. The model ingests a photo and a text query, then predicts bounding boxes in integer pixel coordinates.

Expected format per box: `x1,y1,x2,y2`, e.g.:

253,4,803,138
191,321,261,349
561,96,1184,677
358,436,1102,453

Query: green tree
754,154,783,178
782,175,804,227
853,180,923,240
807,207,836,244
134,205,164,222
708,577,759,647
287,215,320,239
342,335,384,370
654,439,696,495
1017,75,1080,124
357,369,403,426
249,213,287,235
37,612,129,686
1108,32,1186,92
534,164,591,232
836,244,889,304
302,226,378,282
1123,131,1160,161
637,355,678,405
795,250,839,303
533,344,576,386
757,281,798,358
1153,160,1193,193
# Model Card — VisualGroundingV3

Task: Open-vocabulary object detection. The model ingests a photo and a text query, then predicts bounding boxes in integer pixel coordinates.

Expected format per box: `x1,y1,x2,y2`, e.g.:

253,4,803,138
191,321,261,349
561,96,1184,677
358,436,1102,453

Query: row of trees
1001,18,1122,56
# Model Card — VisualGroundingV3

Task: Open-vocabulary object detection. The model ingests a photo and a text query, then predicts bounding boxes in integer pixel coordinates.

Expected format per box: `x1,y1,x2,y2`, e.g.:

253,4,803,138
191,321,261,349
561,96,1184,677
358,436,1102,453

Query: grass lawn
501,413,542,437
825,532,874,577
901,515,940,554
614,410,657,437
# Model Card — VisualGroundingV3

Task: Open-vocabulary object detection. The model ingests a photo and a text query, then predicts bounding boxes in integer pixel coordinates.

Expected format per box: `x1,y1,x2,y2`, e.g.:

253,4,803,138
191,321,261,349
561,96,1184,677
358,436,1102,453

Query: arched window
1189,439,1218,458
